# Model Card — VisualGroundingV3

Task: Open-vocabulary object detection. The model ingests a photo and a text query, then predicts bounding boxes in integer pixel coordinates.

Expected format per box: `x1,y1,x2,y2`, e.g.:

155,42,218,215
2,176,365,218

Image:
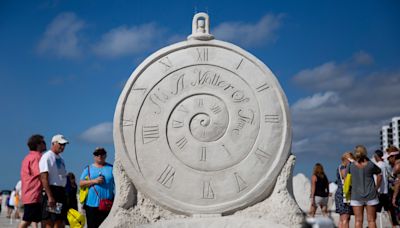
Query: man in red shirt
19,134,46,228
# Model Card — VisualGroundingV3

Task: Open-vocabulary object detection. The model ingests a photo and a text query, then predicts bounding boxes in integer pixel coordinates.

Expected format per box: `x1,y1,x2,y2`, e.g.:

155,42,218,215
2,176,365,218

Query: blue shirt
80,163,114,207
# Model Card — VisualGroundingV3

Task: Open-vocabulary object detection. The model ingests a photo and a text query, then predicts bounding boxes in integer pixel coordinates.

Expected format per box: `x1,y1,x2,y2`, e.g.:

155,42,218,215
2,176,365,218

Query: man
374,150,390,213
39,134,69,228
19,134,47,228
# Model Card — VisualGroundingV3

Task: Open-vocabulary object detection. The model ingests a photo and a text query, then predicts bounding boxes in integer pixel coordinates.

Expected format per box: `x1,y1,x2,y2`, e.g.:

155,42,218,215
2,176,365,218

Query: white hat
383,151,399,159
51,134,69,144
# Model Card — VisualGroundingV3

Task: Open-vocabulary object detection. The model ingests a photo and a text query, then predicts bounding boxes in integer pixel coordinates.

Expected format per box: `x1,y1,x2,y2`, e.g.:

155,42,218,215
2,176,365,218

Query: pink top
20,151,42,204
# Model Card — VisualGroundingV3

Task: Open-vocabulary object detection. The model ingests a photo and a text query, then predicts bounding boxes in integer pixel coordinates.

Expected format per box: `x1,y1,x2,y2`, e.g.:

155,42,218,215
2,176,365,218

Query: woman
335,152,354,228
66,172,78,210
386,146,400,226
79,148,114,228
391,159,400,221
309,163,329,217
349,145,381,228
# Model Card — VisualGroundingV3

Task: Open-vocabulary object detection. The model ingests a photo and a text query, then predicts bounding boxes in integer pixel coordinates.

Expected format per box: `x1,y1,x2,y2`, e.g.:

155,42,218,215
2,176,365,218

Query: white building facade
381,116,400,151
392,116,400,149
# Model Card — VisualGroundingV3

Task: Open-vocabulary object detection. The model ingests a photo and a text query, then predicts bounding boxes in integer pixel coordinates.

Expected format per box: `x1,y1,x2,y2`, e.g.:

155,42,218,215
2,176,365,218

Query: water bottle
47,202,62,214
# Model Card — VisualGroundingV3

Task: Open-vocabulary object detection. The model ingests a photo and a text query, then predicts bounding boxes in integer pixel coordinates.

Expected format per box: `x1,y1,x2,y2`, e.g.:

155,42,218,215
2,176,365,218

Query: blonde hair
354,145,368,162
313,163,326,178
341,151,354,163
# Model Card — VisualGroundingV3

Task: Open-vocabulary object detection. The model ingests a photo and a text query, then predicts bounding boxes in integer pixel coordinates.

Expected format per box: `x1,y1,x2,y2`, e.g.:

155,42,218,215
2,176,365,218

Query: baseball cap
93,147,107,156
51,134,69,144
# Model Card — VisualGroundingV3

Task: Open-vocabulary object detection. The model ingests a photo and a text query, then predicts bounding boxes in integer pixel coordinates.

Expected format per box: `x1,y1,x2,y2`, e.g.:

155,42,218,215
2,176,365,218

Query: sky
1,0,399,190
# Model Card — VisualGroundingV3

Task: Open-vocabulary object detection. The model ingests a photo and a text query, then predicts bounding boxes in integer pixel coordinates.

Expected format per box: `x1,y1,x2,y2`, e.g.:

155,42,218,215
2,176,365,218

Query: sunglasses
95,153,106,157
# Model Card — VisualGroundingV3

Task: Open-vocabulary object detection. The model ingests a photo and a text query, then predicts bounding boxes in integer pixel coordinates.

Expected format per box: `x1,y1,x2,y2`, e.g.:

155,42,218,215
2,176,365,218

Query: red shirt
20,151,42,204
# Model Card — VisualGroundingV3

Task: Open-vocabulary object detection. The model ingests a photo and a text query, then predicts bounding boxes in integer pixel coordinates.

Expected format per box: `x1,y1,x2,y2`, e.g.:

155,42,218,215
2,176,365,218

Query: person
19,134,47,228
8,188,16,219
335,152,354,228
349,145,382,228
66,172,78,211
15,180,22,219
79,148,114,228
391,159,400,223
373,150,391,213
309,163,329,217
385,147,400,226
39,134,69,228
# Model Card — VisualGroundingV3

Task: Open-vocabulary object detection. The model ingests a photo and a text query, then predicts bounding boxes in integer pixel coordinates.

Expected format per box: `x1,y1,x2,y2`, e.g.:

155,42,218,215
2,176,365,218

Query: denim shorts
350,198,379,206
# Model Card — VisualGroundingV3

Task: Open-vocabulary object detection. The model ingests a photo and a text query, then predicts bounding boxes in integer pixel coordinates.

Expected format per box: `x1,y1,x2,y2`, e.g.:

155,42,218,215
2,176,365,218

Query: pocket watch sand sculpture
104,13,304,227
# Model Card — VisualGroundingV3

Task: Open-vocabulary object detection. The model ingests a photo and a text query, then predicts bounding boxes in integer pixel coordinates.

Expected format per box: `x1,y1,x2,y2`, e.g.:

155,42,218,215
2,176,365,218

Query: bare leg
339,213,350,228
54,220,65,228
366,205,377,228
320,204,328,216
43,220,54,228
352,206,364,228
309,203,317,217
18,221,31,228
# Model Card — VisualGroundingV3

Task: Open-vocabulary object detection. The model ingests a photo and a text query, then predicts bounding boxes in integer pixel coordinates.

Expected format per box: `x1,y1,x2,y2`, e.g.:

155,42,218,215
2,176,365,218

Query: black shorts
23,203,42,222
42,186,67,221
377,193,391,212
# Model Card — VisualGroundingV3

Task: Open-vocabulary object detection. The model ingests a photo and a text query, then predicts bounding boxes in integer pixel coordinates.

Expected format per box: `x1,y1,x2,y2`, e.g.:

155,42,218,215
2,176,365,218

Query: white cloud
292,91,339,111
80,122,113,144
292,62,354,91
291,52,400,156
37,12,85,58
292,138,310,154
213,13,284,47
93,23,165,57
292,50,376,92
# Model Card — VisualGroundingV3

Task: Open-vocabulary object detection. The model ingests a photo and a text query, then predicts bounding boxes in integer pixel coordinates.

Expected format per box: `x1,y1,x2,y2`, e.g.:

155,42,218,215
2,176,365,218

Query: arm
79,177,103,188
40,172,55,207
310,175,317,205
79,166,103,188
393,180,400,207
376,174,382,192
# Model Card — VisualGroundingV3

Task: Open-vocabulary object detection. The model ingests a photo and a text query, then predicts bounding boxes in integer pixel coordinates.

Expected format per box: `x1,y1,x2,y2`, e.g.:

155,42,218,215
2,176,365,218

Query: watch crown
188,12,214,41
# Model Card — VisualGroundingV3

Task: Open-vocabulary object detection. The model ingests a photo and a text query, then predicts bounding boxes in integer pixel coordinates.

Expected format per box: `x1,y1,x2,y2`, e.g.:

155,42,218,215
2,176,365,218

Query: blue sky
1,0,399,190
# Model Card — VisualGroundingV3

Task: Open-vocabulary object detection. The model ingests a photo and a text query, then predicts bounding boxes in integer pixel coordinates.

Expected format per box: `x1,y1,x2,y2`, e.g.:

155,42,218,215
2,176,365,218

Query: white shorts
350,198,379,206
315,196,328,206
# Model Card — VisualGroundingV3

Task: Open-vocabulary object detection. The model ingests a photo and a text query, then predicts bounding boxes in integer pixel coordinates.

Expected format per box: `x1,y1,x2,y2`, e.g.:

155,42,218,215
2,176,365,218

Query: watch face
114,40,291,214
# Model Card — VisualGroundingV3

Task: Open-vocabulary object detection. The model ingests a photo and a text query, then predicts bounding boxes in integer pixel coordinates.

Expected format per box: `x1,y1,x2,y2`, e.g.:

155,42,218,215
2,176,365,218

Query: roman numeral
200,147,207,161
210,103,222,114
256,83,270,92
122,119,134,127
158,57,173,72
178,105,189,113
176,137,188,150
221,144,232,157
234,172,248,192
132,87,147,95
202,181,215,199
142,125,159,144
196,48,208,62
255,147,271,163
235,58,244,70
265,114,279,123
172,120,184,128
157,165,175,188
196,98,204,108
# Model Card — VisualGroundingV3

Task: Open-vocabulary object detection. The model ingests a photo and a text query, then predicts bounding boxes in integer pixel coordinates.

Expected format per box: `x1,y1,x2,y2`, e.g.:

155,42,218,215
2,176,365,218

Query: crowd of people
309,145,400,228
7,133,115,228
